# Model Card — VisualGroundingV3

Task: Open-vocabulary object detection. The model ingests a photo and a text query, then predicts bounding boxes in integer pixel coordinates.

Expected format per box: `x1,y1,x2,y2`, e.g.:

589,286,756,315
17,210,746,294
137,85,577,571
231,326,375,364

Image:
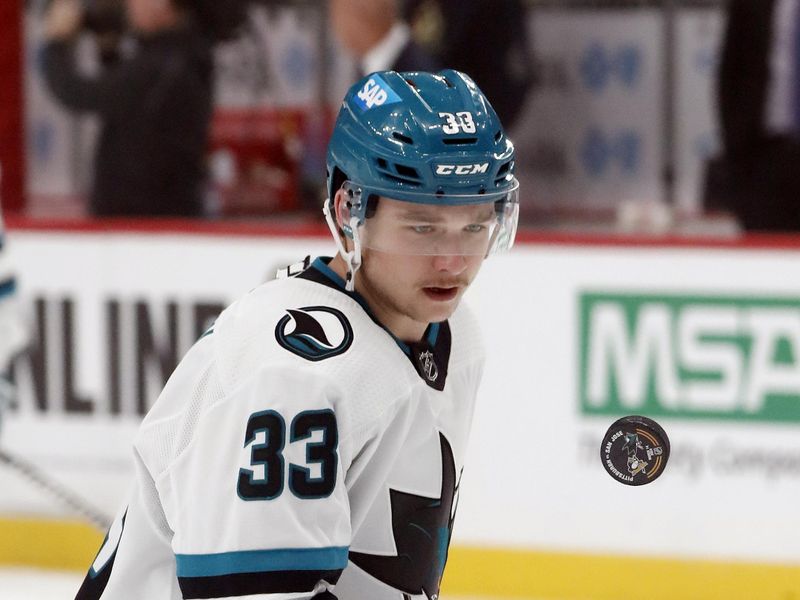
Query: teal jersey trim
311,257,347,290
0,277,16,299
427,322,440,346
175,546,350,578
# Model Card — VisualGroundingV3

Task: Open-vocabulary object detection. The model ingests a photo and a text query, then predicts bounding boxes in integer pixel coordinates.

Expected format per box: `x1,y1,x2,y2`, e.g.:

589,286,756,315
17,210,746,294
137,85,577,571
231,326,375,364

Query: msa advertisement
580,292,800,422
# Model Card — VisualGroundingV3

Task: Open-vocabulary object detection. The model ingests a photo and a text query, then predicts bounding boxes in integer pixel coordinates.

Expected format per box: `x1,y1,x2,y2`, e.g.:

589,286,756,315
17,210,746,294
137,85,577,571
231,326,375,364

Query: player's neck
327,254,428,343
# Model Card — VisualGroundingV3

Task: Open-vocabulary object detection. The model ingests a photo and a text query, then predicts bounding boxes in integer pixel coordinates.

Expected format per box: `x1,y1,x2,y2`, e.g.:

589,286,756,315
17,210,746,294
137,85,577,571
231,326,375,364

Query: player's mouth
422,286,460,301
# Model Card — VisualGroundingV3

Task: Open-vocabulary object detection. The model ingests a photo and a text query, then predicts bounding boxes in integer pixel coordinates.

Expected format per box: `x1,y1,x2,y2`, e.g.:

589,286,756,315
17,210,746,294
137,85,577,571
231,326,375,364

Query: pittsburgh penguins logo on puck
601,416,670,486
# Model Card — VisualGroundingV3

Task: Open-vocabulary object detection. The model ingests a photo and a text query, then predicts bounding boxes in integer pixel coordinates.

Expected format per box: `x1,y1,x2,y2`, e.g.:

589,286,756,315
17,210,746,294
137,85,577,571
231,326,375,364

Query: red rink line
5,214,800,250
3,214,329,239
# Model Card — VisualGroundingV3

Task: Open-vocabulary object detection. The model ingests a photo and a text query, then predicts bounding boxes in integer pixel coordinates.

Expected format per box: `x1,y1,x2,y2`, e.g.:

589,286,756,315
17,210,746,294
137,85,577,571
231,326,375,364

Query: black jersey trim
178,568,343,599
74,510,127,600
408,321,451,391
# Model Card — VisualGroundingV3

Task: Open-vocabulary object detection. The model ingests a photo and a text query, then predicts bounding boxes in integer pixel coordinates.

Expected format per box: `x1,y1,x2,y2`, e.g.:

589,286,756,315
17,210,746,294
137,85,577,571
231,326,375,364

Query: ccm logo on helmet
435,163,490,176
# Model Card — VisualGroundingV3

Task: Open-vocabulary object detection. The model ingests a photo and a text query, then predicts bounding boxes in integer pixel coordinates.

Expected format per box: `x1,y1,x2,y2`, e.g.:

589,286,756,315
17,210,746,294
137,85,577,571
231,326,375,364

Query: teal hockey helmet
323,70,519,288
327,69,516,200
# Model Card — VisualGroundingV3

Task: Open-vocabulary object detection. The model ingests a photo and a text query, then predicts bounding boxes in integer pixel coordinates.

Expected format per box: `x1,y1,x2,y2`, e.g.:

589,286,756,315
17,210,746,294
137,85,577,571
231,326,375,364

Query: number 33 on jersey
238,409,338,501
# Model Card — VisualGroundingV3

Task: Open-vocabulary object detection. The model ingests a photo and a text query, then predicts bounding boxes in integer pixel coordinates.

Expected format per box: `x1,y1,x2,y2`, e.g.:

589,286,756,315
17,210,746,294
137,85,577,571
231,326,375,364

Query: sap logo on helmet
354,75,402,111
358,80,387,108
436,163,490,176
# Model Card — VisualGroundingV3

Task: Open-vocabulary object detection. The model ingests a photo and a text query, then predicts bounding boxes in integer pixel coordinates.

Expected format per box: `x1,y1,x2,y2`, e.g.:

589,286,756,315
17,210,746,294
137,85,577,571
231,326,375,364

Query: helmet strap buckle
323,198,362,292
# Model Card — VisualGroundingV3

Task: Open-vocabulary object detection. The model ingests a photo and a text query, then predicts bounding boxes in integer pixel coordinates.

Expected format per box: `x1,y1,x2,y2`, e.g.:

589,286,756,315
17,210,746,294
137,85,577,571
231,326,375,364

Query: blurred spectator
42,0,247,217
715,0,800,231
330,0,440,78
403,0,533,129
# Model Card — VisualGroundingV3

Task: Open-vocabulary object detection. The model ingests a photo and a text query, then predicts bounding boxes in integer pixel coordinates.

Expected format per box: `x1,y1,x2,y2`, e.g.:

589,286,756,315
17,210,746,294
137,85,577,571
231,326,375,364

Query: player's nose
431,253,467,276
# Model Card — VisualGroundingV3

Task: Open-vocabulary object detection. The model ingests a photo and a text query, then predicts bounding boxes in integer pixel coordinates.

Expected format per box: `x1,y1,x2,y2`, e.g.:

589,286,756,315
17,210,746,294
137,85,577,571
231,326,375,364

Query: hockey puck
600,416,670,486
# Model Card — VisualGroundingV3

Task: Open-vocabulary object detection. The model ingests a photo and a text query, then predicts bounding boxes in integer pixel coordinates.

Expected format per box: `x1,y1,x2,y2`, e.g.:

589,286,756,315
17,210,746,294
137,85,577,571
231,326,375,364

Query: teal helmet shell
326,69,516,216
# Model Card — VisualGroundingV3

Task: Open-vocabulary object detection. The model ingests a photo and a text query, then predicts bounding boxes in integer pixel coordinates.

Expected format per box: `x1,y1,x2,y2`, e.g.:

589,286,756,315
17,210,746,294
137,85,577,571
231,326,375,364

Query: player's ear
334,188,354,233
333,188,355,241
333,188,347,228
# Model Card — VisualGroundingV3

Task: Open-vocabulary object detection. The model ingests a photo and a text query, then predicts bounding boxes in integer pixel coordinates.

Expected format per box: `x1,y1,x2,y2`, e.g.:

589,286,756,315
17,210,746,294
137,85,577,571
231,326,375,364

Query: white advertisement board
2,228,800,566
461,243,800,563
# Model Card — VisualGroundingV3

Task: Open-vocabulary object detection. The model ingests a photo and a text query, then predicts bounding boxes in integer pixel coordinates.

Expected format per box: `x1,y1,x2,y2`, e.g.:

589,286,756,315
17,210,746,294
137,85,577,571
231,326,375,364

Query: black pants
729,137,800,232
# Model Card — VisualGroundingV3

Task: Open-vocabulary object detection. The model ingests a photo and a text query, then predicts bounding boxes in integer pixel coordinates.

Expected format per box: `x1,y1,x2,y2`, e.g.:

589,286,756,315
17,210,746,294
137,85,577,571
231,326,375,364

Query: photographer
42,0,247,217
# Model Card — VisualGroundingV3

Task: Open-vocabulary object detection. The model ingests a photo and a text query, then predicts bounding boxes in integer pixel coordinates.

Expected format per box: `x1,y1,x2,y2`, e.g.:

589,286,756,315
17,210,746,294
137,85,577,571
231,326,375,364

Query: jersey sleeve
135,333,352,600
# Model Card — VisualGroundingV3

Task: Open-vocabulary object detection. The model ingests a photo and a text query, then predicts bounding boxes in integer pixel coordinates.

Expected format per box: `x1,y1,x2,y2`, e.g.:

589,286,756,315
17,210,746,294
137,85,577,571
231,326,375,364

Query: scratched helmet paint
325,70,519,251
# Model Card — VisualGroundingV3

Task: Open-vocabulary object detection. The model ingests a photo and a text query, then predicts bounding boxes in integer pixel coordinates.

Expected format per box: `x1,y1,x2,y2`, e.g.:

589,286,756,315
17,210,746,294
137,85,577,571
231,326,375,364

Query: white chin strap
323,199,362,292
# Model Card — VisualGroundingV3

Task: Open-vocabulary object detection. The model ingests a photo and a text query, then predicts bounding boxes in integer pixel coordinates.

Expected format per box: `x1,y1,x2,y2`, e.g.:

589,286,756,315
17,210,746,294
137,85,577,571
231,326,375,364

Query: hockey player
75,69,519,600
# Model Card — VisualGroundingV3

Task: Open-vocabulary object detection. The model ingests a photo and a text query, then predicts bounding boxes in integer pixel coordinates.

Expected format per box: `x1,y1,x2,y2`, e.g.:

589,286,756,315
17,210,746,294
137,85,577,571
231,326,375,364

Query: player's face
354,197,491,340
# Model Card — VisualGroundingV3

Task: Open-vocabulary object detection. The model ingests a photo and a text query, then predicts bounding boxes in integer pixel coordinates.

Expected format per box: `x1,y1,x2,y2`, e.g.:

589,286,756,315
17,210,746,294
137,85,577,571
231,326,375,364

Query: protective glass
338,180,520,256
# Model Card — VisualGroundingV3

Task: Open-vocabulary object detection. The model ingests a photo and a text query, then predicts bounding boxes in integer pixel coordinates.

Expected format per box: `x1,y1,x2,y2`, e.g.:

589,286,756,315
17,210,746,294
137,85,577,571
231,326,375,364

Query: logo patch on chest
417,350,439,383
275,306,353,361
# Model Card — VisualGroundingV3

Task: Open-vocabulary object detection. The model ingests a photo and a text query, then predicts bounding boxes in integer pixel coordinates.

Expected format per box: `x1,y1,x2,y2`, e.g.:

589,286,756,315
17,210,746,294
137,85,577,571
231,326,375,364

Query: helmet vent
494,131,503,142
395,164,420,179
375,158,422,186
442,137,478,146
383,173,421,186
495,160,513,185
392,132,414,145
442,76,455,88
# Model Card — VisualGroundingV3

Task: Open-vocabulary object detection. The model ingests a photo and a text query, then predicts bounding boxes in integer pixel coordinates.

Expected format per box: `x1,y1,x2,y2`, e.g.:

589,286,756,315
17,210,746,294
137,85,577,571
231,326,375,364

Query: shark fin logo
349,433,459,599
275,306,353,361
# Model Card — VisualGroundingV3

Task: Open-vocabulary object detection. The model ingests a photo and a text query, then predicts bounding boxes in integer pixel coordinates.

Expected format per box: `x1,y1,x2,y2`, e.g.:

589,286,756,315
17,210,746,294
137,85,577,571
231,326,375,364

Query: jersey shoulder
447,300,486,370
213,275,415,420
213,275,407,385
136,275,412,483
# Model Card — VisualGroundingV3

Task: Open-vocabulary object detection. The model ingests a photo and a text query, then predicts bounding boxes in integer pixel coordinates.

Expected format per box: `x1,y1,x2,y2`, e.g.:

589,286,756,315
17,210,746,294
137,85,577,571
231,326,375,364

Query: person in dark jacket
716,0,800,231
330,0,440,79
403,0,533,130
42,0,246,217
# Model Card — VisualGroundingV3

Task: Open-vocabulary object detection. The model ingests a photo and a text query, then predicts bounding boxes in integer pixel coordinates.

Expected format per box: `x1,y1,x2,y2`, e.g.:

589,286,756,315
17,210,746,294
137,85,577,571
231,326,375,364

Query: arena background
2,1,800,599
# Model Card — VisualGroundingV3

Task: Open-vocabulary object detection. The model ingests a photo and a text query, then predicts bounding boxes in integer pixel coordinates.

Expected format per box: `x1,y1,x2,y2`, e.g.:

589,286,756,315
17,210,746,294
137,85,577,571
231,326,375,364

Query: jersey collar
298,257,451,390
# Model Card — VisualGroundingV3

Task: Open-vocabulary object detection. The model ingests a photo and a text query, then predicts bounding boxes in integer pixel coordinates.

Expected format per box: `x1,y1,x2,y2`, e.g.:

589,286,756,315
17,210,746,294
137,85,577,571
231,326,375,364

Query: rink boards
1,221,800,598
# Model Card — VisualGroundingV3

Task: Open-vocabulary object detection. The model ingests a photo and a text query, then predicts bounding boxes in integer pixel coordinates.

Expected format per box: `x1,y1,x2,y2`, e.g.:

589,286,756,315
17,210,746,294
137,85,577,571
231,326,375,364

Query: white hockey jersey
75,257,485,600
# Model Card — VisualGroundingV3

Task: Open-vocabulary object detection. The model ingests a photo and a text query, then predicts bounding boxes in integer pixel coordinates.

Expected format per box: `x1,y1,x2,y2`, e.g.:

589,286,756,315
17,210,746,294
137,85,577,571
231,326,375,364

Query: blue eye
465,224,486,233
411,225,433,234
